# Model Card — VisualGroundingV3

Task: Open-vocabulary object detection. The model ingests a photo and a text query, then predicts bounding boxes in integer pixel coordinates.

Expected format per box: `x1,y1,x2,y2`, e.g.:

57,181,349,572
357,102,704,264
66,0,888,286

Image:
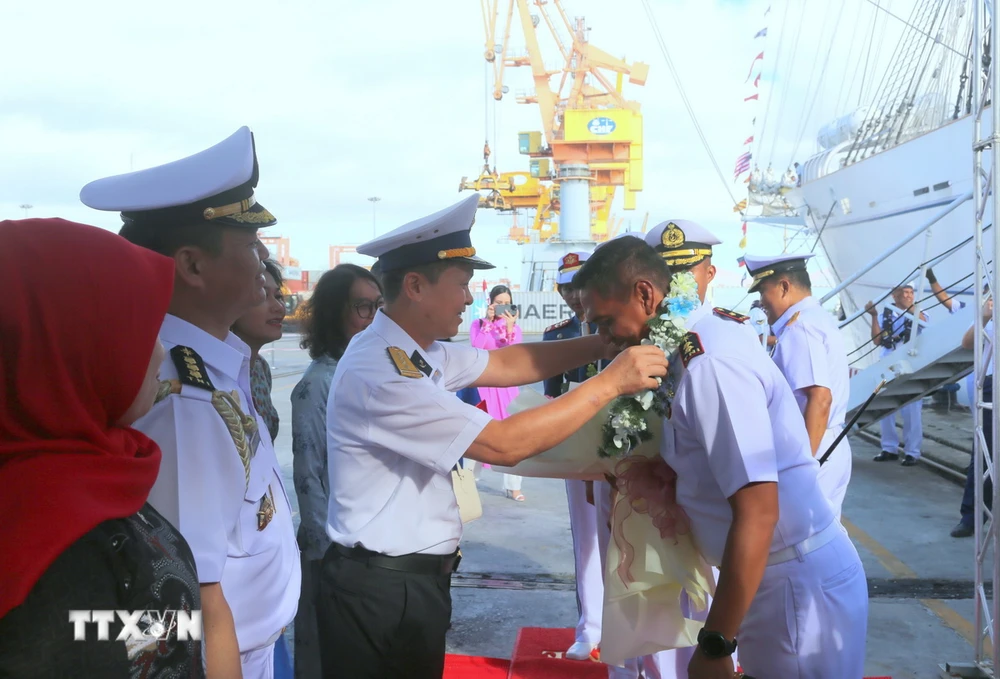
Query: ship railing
824,191,974,358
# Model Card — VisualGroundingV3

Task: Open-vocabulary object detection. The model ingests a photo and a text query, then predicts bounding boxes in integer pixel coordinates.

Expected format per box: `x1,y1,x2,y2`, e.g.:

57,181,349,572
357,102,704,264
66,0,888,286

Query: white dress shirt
326,311,492,556
770,296,849,429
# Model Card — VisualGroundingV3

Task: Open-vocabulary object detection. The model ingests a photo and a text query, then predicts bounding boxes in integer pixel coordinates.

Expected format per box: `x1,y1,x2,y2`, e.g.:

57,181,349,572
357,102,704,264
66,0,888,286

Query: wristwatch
697,629,738,658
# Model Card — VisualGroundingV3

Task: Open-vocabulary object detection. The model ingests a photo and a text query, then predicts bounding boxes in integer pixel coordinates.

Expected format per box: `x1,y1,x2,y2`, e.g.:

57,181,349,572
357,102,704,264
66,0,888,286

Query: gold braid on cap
203,196,256,220
438,247,477,260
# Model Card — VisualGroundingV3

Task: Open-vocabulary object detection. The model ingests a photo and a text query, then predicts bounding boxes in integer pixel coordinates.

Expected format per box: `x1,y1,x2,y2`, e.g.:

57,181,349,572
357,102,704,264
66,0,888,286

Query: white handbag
451,466,482,523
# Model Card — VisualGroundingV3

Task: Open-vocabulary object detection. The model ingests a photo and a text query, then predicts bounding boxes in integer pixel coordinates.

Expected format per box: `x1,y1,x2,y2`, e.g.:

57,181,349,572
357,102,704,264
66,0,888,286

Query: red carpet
443,653,510,678
508,627,608,678
447,627,894,679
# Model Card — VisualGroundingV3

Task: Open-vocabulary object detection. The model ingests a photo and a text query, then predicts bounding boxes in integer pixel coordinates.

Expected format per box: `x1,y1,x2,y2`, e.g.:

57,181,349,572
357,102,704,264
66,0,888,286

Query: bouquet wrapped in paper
490,385,617,481
494,387,715,666
599,414,715,667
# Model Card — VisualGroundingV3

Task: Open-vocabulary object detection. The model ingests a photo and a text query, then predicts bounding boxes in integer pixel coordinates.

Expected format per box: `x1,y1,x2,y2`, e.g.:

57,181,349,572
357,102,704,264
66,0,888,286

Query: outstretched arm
466,345,667,465
472,334,607,389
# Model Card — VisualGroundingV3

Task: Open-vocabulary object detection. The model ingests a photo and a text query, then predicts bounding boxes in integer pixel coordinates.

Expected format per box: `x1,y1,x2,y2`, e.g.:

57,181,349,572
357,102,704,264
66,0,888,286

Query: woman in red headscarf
0,219,203,677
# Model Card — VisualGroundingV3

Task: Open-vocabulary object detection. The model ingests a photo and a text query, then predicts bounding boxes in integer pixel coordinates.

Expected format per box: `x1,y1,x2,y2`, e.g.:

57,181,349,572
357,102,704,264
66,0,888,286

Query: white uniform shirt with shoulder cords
326,310,493,556
662,303,835,566
769,296,852,519
135,314,301,654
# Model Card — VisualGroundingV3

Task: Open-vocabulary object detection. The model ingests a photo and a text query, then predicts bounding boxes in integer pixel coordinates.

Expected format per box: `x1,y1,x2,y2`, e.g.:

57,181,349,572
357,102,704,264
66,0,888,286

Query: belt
333,543,460,576
766,521,842,566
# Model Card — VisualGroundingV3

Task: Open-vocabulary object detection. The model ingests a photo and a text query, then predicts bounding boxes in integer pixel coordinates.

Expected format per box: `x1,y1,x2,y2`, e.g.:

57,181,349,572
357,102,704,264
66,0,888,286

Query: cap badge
562,253,580,269
662,223,685,249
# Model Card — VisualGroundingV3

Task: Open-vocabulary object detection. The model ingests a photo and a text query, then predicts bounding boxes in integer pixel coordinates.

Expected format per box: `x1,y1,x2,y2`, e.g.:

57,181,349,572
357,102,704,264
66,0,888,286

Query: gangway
844,304,974,428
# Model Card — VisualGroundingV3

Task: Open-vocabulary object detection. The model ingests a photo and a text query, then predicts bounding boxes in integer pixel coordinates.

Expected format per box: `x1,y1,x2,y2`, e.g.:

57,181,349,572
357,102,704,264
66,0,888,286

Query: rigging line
790,0,843,167
861,0,969,60
857,0,881,106
766,1,808,170
640,0,742,211
834,0,866,117
756,0,792,162
809,202,839,253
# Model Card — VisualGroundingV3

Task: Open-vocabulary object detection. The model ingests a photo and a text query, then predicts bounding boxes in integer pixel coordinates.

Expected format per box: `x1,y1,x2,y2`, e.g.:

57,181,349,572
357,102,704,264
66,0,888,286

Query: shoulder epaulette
713,307,749,323
786,311,801,328
170,346,215,391
679,332,705,368
387,346,424,378
544,318,573,334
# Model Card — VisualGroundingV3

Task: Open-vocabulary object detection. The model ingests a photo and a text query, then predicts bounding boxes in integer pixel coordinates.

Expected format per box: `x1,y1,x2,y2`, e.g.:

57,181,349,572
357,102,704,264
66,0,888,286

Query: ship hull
793,113,993,366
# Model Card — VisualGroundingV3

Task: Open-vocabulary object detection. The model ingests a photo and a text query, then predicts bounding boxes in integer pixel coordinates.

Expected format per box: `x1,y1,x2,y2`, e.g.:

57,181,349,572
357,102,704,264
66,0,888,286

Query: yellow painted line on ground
842,516,987,651
842,517,917,578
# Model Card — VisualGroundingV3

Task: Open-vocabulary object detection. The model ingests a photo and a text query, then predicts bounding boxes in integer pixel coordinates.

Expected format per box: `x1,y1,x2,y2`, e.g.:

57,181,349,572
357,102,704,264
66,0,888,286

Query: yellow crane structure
460,0,648,243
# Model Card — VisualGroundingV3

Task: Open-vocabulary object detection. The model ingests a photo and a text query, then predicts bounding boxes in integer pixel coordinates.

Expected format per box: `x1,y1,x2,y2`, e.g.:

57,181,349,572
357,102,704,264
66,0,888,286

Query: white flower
599,272,700,458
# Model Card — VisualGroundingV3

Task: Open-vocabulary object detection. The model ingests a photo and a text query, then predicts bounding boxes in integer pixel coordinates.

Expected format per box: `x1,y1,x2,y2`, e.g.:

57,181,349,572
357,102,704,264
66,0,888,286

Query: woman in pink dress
469,285,526,501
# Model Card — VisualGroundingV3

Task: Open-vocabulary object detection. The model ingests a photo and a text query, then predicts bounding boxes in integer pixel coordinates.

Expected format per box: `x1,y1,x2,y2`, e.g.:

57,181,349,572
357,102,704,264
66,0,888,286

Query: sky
0,0,911,306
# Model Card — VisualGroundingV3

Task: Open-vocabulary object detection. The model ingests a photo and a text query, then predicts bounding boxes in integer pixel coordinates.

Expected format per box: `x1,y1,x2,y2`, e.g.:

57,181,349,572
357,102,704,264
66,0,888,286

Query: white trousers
240,642,277,679
593,482,699,679
739,529,868,679
880,400,923,457
566,479,604,645
503,473,523,491
817,429,852,521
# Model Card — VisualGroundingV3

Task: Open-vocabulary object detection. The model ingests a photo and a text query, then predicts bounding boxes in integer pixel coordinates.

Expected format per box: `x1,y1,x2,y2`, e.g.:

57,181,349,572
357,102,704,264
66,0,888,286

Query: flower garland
598,271,701,458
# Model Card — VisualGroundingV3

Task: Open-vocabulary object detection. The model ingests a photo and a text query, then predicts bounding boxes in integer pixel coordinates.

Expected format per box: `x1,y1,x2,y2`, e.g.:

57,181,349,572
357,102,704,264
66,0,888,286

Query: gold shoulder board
387,346,424,378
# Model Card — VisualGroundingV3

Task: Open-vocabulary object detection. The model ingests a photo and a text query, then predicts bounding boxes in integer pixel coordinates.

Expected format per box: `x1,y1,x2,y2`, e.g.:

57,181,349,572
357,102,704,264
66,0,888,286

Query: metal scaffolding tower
944,1,1000,675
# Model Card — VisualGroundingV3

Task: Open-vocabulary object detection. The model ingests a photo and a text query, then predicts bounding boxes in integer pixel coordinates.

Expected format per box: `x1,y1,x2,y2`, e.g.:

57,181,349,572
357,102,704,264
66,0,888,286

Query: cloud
2,0,908,290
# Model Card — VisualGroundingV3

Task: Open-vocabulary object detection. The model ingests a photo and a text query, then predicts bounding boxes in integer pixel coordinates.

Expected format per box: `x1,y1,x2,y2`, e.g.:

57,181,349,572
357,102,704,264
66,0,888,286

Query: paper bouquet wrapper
599,434,716,667
490,386,617,481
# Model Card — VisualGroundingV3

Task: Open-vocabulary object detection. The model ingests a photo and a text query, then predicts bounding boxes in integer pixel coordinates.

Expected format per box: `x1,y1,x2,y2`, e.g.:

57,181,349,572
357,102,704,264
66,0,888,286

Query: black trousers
317,546,453,679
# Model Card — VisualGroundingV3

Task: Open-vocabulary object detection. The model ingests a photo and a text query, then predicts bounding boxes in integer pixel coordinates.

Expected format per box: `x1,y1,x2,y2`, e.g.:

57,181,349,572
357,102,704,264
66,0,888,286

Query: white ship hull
791,112,993,366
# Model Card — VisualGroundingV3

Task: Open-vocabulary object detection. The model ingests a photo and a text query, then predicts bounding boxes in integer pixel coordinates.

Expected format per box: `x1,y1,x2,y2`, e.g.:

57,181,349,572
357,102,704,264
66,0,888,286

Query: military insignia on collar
662,222,685,248
786,311,801,327
712,307,749,323
409,351,433,377
387,346,424,378
679,332,705,367
170,346,215,390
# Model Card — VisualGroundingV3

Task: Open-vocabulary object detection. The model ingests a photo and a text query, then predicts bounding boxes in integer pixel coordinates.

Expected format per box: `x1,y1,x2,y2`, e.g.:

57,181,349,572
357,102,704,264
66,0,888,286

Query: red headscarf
0,218,175,618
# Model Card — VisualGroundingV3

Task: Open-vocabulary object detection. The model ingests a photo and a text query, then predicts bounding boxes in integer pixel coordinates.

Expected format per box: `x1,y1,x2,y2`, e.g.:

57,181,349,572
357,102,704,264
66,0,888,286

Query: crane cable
640,0,743,214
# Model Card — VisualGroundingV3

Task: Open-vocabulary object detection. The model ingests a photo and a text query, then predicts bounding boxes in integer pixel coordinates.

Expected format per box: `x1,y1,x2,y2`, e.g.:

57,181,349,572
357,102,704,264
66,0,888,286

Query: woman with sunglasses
290,263,383,678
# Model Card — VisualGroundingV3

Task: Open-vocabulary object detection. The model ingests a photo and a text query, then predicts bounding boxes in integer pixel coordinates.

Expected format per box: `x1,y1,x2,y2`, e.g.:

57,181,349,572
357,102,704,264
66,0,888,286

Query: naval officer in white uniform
80,127,301,679
543,251,606,663
745,253,853,520
578,234,869,679
318,194,669,679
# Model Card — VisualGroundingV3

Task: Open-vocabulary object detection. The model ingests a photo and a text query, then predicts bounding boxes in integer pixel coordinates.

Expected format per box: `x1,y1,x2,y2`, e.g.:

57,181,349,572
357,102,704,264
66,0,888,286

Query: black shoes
872,450,918,466
951,521,974,538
